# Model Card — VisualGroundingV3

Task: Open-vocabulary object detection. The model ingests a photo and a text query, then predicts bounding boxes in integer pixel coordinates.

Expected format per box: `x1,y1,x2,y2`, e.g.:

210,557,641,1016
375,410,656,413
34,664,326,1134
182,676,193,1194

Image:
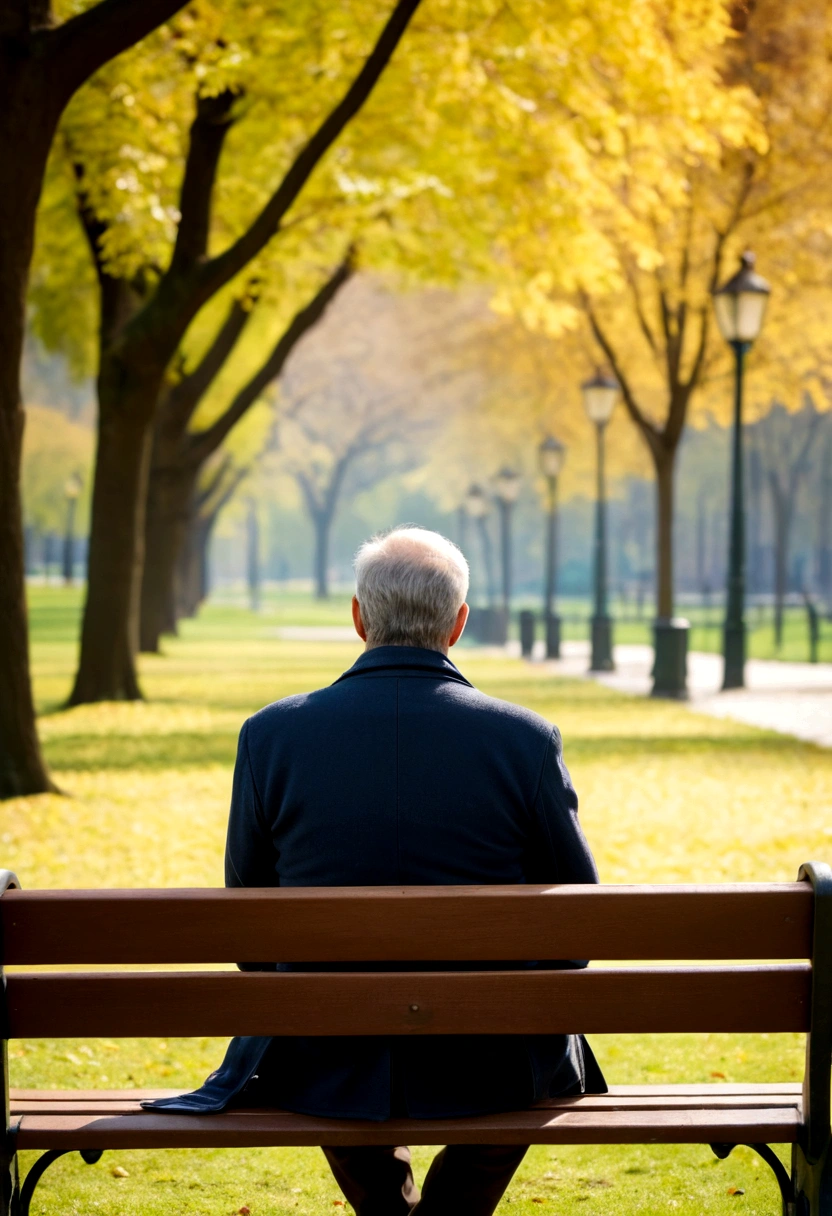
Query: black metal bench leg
0,1143,19,1216
19,1150,102,1216
711,1142,797,1216
793,1141,832,1216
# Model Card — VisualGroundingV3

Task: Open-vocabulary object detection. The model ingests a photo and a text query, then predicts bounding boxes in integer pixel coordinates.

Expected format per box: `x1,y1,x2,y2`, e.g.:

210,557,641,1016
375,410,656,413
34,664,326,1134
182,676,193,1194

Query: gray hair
354,526,469,651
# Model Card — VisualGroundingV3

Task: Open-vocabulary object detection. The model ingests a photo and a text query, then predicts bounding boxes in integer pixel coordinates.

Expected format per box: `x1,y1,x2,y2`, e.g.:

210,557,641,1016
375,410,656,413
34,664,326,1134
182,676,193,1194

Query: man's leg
322,1145,420,1215
411,1143,529,1216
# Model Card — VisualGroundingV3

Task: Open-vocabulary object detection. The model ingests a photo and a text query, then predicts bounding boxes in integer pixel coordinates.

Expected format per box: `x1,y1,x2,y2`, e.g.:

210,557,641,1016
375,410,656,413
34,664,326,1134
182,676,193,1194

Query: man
148,525,604,1215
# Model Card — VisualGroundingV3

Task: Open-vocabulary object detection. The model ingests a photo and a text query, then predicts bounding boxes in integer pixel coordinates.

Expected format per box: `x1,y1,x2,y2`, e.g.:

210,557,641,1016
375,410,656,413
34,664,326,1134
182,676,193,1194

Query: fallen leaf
111,1166,129,1178
531,1199,546,1204
333,1203,344,1208
238,1208,251,1214
727,1187,745,1196
711,1071,726,1079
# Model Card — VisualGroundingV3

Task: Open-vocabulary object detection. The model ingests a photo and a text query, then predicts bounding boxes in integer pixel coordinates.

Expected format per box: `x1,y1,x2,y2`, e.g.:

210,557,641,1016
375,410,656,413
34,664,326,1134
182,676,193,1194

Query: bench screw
409,1004,420,1012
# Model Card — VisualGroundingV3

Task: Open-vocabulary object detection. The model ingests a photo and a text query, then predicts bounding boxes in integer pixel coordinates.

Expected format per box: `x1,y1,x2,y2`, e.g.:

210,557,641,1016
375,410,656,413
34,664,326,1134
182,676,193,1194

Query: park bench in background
0,864,829,1216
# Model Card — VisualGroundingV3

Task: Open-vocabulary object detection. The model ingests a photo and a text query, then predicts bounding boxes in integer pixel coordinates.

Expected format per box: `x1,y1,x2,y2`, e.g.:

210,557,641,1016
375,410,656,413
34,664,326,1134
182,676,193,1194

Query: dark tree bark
246,499,260,613
816,428,832,603
0,0,190,797
71,0,421,702
297,447,359,600
758,403,819,648
139,256,352,650
175,461,246,619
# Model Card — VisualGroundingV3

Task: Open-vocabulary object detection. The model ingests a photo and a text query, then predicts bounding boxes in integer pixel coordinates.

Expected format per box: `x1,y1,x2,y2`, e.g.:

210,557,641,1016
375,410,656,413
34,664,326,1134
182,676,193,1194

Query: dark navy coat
146,645,605,1121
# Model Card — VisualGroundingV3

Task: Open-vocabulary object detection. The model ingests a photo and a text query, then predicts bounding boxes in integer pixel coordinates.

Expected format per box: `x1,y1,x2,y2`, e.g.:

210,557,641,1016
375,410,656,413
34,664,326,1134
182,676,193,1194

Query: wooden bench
1,863,829,1216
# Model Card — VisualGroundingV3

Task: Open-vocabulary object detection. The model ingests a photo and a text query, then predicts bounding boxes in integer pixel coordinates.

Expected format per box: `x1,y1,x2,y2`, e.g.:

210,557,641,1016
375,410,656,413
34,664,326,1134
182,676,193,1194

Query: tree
176,456,249,621
61,0,421,705
138,254,352,651
273,276,454,595
468,0,832,643
0,0,192,798
755,398,821,647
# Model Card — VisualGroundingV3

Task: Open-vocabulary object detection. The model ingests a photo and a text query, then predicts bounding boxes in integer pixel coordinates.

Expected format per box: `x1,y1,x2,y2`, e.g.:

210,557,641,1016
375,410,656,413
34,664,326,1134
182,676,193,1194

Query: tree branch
165,294,255,431
73,160,143,347
584,297,660,454
170,90,238,272
187,254,354,466
46,0,189,106
192,0,421,302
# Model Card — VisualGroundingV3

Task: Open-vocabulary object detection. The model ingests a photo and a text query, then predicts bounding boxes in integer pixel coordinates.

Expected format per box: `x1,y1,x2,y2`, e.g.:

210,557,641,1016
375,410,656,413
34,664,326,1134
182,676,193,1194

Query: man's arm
225,721,278,970
526,727,598,970
528,727,598,886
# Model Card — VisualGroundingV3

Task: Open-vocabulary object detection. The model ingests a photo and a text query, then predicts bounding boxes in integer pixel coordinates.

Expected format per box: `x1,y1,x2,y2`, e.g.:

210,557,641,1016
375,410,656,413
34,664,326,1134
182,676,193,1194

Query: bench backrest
1,865,830,1154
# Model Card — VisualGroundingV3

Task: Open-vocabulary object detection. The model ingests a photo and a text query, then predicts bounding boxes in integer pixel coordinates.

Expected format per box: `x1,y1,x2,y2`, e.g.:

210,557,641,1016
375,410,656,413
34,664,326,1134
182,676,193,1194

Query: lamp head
64,473,82,500
464,483,489,519
495,466,521,504
713,250,770,344
538,434,565,479
581,370,619,426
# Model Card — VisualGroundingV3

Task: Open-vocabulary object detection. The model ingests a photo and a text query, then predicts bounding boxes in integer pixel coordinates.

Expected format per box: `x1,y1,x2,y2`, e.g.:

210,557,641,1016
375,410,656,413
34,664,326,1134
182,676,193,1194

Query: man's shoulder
452,683,558,744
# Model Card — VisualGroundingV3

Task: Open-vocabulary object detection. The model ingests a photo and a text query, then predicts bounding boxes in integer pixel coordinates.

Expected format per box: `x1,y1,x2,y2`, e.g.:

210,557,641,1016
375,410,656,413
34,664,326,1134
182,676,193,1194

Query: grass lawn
8,586,832,1215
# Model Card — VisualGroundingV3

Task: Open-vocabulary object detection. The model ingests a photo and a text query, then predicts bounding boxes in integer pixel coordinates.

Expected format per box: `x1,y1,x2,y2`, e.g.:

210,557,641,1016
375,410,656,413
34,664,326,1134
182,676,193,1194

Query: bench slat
9,1095,805,1115
6,965,810,1038
1,885,812,964
10,1084,803,1103
13,1105,802,1149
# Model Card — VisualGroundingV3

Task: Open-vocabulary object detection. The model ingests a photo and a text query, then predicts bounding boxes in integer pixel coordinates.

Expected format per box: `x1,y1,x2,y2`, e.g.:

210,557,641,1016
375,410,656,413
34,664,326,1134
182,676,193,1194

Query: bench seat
11,1085,804,1149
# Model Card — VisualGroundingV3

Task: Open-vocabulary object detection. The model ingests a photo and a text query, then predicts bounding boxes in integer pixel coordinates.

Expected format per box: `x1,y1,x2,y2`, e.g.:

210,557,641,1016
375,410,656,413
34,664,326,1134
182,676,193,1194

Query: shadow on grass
43,731,238,772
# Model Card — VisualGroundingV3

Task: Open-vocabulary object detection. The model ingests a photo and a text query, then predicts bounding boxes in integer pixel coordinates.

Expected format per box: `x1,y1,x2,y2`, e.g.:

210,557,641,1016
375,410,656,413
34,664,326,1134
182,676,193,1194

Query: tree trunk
68,368,161,704
313,511,332,599
175,501,215,620
140,464,197,652
817,433,832,602
247,500,260,613
0,85,58,795
654,446,675,619
772,493,789,650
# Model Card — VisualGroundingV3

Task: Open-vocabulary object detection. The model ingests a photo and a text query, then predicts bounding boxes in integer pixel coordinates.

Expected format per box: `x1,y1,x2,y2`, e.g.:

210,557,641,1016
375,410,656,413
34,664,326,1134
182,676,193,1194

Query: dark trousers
322,1143,528,1215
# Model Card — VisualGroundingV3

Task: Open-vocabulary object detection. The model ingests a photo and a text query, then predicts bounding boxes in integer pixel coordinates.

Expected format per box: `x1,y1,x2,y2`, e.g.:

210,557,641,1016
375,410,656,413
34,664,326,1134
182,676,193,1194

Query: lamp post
495,467,521,643
539,435,565,658
582,371,619,671
712,251,770,690
465,482,496,604
62,473,82,586
465,483,496,642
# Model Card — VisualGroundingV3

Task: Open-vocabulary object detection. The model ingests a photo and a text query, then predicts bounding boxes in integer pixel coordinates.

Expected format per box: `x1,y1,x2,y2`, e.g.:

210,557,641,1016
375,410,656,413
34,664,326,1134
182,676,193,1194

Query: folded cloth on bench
141,1032,606,1120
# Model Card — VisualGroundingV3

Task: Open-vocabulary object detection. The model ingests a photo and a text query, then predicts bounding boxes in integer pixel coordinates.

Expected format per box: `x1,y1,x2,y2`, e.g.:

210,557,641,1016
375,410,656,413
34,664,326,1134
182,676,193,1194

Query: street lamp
712,251,770,689
465,483,497,643
62,473,83,586
582,370,619,671
495,467,521,643
539,435,566,658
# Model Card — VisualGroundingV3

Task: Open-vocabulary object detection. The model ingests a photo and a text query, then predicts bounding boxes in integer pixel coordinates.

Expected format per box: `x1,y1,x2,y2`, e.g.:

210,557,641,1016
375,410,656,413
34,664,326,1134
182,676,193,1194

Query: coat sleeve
528,726,598,886
225,721,278,971
526,727,598,971
225,719,278,890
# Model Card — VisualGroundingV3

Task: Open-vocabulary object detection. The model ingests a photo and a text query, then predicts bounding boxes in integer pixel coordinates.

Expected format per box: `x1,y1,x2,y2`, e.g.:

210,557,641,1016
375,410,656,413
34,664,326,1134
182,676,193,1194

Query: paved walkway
272,626,832,747
538,641,832,748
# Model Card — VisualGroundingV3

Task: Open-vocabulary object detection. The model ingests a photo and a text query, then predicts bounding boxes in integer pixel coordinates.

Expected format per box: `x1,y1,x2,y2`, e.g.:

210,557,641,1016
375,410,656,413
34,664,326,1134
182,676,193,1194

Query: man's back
149,527,604,1216
225,645,603,1120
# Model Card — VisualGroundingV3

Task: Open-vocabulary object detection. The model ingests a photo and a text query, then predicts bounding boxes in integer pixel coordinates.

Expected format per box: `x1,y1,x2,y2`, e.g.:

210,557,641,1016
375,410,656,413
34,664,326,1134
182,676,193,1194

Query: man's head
352,526,470,654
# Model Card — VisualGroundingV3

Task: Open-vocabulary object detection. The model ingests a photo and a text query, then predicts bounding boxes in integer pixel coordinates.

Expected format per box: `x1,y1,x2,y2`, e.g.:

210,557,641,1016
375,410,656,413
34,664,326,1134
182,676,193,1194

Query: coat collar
334,645,474,688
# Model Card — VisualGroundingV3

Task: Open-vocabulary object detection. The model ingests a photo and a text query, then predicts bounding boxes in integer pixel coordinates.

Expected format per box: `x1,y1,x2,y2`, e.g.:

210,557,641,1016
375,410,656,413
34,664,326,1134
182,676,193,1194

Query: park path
272,626,832,748
539,641,832,748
